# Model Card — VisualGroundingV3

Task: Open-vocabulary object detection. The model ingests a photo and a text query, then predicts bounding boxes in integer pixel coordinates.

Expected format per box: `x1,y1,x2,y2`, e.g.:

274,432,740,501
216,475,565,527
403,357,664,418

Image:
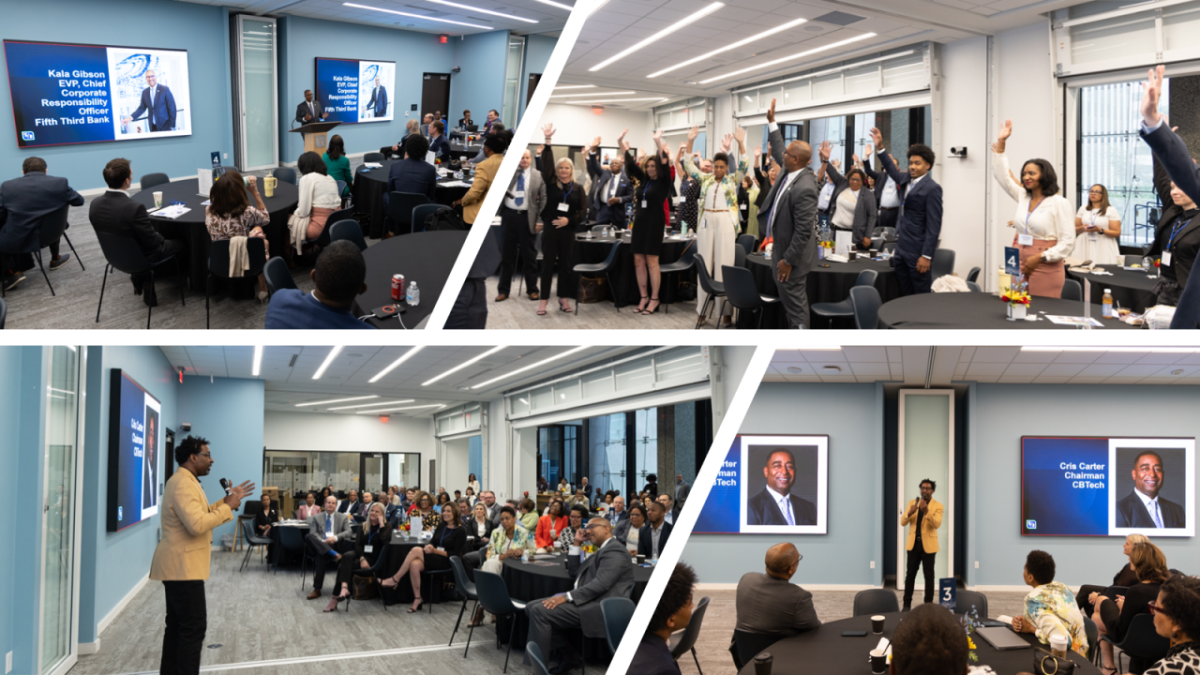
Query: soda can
391,274,405,301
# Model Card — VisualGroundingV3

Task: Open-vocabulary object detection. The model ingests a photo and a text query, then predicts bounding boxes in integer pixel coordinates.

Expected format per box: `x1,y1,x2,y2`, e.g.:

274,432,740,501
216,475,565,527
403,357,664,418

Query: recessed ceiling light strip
328,399,415,410
470,346,589,390
422,346,507,386
356,403,447,414
553,84,596,90
295,395,378,407
699,33,877,84
589,2,725,72
343,3,492,30
252,345,263,377
424,0,537,24
369,346,425,384
647,17,809,79
550,91,636,98
564,97,668,104
312,346,343,380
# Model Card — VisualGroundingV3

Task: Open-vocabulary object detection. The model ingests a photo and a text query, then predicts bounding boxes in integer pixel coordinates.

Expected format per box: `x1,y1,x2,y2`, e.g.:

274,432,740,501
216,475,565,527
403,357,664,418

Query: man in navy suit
586,140,631,227
869,127,942,296
366,76,388,118
1138,65,1200,328
746,448,817,526
0,157,83,291
122,70,176,132
428,121,451,164
1115,449,1186,528
861,144,899,236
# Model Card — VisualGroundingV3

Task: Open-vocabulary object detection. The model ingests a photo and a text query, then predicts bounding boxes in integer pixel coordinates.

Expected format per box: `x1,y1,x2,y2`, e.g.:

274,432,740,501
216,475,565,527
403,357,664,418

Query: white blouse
832,188,858,230
992,151,1076,262
296,172,342,218
1072,205,1122,265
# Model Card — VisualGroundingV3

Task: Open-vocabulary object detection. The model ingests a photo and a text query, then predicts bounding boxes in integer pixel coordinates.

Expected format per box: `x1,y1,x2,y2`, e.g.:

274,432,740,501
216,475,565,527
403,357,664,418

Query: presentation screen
693,435,829,535
314,57,395,124
1022,436,1195,537
4,40,191,148
106,369,163,532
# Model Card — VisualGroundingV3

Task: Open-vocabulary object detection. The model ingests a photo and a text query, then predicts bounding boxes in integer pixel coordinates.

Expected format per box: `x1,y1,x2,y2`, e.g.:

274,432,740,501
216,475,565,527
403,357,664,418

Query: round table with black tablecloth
877,292,1142,329
736,612,1100,675
351,160,471,238
352,230,467,329
573,231,694,306
378,538,457,606
131,178,299,291
743,253,900,328
495,554,653,661
1066,266,1160,314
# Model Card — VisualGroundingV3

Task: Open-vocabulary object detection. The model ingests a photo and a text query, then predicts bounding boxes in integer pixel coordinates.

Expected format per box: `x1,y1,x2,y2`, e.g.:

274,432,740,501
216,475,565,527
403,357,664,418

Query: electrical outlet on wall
870,561,875,569
223,153,228,159
975,561,979,569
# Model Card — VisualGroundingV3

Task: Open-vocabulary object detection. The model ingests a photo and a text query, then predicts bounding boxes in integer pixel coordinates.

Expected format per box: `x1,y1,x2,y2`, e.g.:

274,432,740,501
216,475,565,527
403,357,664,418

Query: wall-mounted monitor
107,369,163,532
314,57,395,124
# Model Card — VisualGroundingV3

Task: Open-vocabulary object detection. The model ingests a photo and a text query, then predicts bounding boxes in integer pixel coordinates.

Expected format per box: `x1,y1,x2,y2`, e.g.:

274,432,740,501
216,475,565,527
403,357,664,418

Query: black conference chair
412,203,451,233
658,244,696,313
263,257,297,298
1062,278,1083,301
852,589,899,616
600,596,636,654
812,269,879,325
329,219,367,251
140,173,170,190
0,297,6,329
274,525,305,574
526,642,552,675
722,265,779,329
1,204,75,298
732,630,780,671
955,590,988,618
966,266,981,283
1083,616,1099,665
272,167,297,185
737,233,756,255
386,192,431,236
967,280,982,292
364,152,385,163
850,286,883,329
734,243,747,269
448,556,478,646
1101,614,1169,674
298,537,322,591
573,240,622,314
239,519,272,572
467,571,525,673
670,596,710,674
931,248,956,281
94,231,185,329
420,566,453,614
693,253,726,326
205,238,267,329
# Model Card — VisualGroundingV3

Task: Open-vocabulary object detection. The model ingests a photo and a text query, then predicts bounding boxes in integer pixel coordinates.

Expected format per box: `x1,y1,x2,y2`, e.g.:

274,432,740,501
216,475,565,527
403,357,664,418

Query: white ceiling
765,347,1200,387
177,0,572,35
561,0,1087,108
159,345,638,415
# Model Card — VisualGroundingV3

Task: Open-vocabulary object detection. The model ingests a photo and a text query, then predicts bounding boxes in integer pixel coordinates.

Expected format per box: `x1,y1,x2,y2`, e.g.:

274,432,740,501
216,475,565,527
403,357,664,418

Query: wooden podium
290,121,340,153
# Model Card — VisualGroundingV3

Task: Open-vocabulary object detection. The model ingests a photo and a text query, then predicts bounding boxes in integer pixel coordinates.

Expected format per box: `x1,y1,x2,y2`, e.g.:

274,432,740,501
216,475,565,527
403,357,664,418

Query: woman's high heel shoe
636,296,649,313
641,298,660,315
407,597,424,613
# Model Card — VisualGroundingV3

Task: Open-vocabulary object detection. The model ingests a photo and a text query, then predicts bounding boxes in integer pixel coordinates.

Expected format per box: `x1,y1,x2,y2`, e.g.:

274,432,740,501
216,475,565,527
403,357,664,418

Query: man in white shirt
1116,450,1185,528
294,90,328,126
657,493,676,525
496,149,545,302
607,496,628,527
638,501,672,559
304,496,355,599
868,126,942,296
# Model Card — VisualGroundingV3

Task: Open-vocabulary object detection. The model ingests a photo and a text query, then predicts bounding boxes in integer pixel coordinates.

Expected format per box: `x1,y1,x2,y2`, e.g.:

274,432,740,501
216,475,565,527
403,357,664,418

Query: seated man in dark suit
458,109,473,130
638,501,672,559
630,562,697,675
729,543,820,668
0,156,84,291
89,158,186,306
264,241,377,330
382,135,438,225
428,121,451,164
747,449,817,526
1115,450,1186,528
381,119,420,160
526,517,635,674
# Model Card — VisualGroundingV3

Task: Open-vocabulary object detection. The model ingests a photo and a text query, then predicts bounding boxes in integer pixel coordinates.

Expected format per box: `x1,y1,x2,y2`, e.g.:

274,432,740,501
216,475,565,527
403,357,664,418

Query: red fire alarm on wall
439,35,448,44
379,415,390,423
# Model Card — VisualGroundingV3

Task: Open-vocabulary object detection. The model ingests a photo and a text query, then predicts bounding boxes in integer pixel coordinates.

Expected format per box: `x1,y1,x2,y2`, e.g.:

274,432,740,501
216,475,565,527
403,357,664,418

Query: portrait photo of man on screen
746,446,817,526
142,408,158,510
1115,448,1186,529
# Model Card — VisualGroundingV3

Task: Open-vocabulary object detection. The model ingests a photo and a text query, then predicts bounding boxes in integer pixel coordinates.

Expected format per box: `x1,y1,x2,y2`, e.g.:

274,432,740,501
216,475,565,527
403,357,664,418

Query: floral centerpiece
1002,275,1031,320
960,607,982,663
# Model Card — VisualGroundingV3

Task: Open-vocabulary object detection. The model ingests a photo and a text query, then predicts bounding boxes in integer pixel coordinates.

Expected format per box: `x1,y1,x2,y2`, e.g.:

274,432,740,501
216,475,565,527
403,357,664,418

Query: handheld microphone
220,478,231,496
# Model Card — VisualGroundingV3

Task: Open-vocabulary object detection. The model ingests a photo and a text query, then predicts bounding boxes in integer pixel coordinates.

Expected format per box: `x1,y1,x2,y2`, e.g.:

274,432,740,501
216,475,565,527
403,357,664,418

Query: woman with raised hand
621,128,673,315
1073,184,1122,265
687,124,748,327
819,141,878,251
676,142,702,233
537,123,584,316
991,119,1076,297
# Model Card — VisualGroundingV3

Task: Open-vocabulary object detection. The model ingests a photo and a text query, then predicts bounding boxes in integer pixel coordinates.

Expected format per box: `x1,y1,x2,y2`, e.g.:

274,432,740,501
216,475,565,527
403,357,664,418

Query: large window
798,106,930,171
1077,78,1171,248
263,450,421,497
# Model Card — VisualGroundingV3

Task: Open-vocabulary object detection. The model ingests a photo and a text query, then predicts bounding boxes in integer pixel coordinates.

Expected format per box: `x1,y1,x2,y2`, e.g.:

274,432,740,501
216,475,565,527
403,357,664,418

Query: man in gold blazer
150,435,254,675
900,478,943,610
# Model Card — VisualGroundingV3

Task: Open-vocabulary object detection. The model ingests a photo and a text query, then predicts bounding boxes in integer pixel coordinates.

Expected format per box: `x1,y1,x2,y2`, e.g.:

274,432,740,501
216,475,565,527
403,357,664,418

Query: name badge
514,191,525,199
1017,233,1034,247
674,196,683,205
641,200,647,208
557,202,569,212
700,218,707,230
740,203,747,210
364,545,374,553
1163,251,1173,266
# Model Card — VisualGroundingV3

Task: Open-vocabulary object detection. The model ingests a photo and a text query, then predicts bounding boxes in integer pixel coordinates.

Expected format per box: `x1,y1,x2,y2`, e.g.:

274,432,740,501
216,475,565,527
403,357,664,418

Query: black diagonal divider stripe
427,1,595,329
609,343,777,667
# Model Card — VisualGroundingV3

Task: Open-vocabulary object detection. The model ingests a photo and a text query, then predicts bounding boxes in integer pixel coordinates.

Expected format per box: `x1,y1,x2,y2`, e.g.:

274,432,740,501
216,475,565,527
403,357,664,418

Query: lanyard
1024,196,1045,234
642,180,654,203
367,528,377,544
560,182,573,203
439,526,452,548
1088,209,1100,227
1168,216,1191,250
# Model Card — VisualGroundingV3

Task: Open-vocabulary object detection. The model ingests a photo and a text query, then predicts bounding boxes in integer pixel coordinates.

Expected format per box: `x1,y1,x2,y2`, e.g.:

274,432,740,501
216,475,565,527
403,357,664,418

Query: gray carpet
3,167,385,330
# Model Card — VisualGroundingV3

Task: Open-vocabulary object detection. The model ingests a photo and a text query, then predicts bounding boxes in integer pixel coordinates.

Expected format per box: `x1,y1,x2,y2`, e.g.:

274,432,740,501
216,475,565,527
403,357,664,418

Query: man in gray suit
729,542,821,668
305,495,356,599
760,98,819,328
526,517,635,674
675,473,691,510
496,149,546,302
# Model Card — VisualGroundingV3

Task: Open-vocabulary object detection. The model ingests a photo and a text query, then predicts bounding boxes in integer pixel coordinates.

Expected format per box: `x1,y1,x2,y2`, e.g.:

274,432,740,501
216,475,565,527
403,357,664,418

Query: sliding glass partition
263,450,422,497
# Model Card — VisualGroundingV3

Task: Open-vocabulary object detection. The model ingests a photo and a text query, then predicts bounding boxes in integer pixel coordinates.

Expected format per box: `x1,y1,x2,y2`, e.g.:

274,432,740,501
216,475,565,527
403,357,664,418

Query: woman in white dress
991,120,1076,297
686,126,749,327
1073,184,1122,265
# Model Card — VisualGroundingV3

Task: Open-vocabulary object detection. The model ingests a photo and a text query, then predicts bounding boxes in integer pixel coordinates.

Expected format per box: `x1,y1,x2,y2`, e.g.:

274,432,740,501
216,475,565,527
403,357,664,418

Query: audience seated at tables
1078,533,1151,617
353,491,374,523
729,543,820,667
1011,550,1089,656
402,488,415,510
382,501,466,612
385,134,437,210
457,129,511,228
296,492,321,520
1141,574,1200,675
607,496,628,527
420,113,434,138
556,478,571,496
484,109,499,133
322,134,353,198
567,489,590,510
535,499,568,552
0,156,83,292
890,603,970,675
409,491,437,530
594,492,612,515
630,562,697,675
519,498,539,532
657,494,677,525
466,122,506,166
290,151,341,257
617,503,646,552
319,486,335,507
525,516,635,675
264,240,375,330
379,119,419,160
480,491,502,526
429,121,450,164
304,495,356,600
436,492,452,510
88,157,186,306
337,489,360,516
557,504,588,550
1094,542,1173,674
253,494,280,562
205,169,271,301
464,486,478,505
480,505,532,575
458,109,474,130
461,501,496,579
538,475,550,492
639,501,672,560
324,502,391,612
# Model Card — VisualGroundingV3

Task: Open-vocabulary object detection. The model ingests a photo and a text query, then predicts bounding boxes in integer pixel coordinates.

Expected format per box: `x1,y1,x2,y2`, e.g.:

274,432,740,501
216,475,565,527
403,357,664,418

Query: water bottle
1102,289,1113,318
522,548,530,563
407,281,420,306
680,221,688,236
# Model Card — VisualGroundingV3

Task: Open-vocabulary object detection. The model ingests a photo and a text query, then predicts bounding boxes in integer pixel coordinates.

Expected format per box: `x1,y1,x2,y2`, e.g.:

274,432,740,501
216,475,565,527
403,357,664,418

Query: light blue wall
469,435,483,482
0,0,234,191
177,376,265,542
518,34,557,121
967,383,1200,588
686,383,885,585
79,346,179,644
449,31,510,129
278,15,459,162
0,349,21,671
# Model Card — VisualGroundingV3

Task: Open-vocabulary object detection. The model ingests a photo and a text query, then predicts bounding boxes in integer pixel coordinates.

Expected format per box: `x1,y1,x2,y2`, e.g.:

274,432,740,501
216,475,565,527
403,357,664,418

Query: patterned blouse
1146,642,1200,675
1023,581,1089,656
686,155,749,220
205,206,268,242
678,176,701,229
486,524,532,559
558,524,580,549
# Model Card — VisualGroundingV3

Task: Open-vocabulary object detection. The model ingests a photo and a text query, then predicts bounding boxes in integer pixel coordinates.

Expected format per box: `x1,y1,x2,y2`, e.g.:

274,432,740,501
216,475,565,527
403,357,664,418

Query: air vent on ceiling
786,366,804,374
288,355,298,368
812,11,866,26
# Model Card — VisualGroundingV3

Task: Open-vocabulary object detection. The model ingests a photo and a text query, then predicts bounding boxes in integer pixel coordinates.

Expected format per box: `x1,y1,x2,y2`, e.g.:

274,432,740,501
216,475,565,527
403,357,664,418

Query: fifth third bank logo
21,131,34,141
1026,519,1037,530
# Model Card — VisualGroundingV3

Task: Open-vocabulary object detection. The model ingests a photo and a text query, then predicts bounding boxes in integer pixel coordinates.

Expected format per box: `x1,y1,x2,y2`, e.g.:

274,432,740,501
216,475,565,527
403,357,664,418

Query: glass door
234,15,279,170
361,455,384,497
40,346,85,675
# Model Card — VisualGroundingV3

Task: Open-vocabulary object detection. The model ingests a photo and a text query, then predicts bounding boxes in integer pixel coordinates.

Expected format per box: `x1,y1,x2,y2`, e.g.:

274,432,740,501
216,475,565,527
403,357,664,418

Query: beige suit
462,153,504,225
150,467,232,581
900,498,943,553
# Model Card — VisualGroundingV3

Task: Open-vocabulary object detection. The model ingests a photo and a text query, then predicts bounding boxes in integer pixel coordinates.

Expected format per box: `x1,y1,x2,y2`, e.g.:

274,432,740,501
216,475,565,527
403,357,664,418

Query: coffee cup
753,652,773,675
636,554,645,565
871,615,885,634
870,649,887,674
153,191,163,209
264,176,277,197
1049,634,1069,659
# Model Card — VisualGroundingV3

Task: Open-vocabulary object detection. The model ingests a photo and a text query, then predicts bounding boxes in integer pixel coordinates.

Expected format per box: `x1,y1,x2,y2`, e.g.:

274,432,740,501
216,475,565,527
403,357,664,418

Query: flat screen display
107,369,163,532
314,57,395,124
